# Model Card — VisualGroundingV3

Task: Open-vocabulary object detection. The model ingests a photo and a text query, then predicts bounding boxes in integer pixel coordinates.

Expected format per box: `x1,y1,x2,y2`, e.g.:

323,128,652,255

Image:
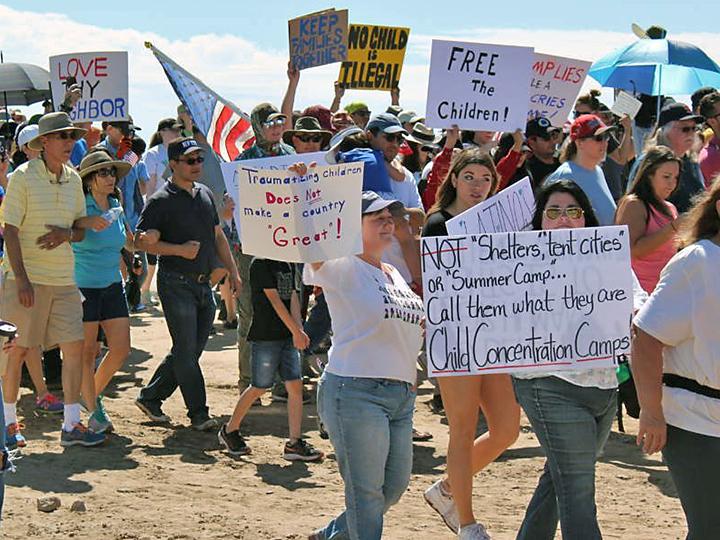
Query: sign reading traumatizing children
288,9,349,70
421,226,633,377
528,53,591,126
425,40,534,131
238,163,364,263
337,24,410,91
50,51,129,122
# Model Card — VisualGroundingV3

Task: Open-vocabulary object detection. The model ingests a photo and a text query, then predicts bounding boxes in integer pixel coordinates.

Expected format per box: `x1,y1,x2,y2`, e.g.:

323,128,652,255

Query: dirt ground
2,306,687,539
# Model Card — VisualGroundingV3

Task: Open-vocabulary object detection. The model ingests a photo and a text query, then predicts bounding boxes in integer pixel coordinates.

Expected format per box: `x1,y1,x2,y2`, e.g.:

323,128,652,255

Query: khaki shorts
0,279,84,349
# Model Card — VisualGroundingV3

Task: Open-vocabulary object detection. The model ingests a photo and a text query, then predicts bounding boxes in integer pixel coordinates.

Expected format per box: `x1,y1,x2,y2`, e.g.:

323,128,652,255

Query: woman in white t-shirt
633,178,720,539
305,191,424,540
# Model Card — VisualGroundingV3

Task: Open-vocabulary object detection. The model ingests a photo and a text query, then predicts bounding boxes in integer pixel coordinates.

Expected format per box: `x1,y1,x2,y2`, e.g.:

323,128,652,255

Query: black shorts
80,282,129,322
147,253,158,265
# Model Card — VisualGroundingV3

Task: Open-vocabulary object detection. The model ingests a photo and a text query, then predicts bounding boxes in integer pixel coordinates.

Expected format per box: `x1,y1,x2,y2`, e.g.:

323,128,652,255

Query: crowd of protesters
0,39,719,540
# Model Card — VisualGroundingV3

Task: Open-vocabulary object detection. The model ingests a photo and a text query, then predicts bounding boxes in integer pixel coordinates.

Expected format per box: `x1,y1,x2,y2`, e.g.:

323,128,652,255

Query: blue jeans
304,292,331,353
316,372,416,540
139,271,215,420
512,376,617,540
663,424,720,539
250,339,301,389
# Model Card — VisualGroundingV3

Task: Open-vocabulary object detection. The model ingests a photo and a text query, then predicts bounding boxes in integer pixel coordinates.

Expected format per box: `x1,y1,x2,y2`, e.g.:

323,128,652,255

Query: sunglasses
262,118,285,128
179,156,205,165
382,132,404,143
48,131,77,141
573,110,592,119
676,125,698,134
295,134,324,143
544,206,584,220
582,133,609,142
95,167,117,178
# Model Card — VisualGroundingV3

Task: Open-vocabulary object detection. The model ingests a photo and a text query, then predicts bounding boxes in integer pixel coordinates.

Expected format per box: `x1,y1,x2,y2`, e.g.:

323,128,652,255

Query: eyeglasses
382,132,404,143
295,134,324,143
544,206,585,220
178,156,205,165
95,167,117,178
676,125,698,134
353,110,371,117
262,118,285,128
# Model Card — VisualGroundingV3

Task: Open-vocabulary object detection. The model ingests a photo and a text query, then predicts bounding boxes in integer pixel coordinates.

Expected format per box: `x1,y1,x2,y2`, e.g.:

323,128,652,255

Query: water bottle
101,207,123,223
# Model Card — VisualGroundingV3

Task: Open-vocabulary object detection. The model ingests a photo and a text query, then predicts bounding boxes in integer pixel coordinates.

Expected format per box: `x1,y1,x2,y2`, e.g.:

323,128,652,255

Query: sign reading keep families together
50,51,129,122
288,9,349,70
421,227,633,377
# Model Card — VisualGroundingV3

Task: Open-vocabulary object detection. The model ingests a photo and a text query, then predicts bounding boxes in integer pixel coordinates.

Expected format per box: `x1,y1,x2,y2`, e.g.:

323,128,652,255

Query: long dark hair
427,148,499,215
679,176,720,248
402,141,429,174
531,180,600,230
622,145,682,220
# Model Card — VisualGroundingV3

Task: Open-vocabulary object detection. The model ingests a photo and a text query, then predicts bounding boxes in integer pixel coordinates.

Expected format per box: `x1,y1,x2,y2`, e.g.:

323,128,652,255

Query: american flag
145,42,254,162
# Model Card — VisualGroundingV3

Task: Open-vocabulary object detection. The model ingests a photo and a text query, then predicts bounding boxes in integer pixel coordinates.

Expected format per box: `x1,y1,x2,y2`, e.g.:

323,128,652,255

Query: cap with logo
569,114,617,141
168,137,203,161
525,117,562,139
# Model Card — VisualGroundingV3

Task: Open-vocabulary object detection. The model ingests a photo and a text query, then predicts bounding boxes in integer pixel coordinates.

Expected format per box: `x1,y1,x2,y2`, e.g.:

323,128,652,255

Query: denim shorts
80,282,129,322
250,339,301,389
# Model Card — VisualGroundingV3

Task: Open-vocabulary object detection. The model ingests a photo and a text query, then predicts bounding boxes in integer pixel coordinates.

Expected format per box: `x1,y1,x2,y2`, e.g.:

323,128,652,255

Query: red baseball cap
569,114,617,141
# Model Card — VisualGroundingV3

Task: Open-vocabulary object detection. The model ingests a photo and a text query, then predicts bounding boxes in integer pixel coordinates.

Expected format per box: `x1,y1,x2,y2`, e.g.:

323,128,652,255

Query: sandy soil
2,307,687,539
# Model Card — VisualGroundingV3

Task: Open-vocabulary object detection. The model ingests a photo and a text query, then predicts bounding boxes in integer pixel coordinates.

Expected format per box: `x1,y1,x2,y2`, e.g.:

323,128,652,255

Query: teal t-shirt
72,195,127,288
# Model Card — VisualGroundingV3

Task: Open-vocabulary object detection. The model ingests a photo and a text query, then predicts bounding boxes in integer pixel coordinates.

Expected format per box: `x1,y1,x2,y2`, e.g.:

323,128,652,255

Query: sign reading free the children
49,51,129,122
238,163,364,263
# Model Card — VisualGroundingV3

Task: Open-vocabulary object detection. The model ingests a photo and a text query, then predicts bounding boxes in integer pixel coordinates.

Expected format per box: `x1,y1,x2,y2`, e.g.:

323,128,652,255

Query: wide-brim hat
282,116,332,146
78,151,132,180
27,112,87,152
405,123,441,148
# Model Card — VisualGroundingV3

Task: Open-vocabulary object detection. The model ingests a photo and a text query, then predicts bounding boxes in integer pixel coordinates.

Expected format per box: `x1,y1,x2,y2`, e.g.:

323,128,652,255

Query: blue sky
1,2,718,134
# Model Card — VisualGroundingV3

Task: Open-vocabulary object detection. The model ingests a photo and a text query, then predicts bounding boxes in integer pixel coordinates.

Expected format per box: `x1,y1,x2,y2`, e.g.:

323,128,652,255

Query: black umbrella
0,62,51,106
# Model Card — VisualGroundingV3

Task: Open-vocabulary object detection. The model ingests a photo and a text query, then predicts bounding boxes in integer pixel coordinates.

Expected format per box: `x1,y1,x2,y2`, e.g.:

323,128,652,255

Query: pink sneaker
36,393,64,414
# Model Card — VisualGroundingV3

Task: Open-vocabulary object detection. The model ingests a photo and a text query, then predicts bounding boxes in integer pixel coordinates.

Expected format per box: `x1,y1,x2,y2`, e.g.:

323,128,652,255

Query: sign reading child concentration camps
421,226,633,377
50,51,129,122
337,24,410,91
425,40,534,131
446,177,535,235
288,9,349,70
528,53,591,126
238,163,364,263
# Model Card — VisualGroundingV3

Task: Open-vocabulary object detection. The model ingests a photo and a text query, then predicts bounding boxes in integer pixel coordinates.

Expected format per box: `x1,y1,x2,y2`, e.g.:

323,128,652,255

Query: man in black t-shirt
133,137,241,430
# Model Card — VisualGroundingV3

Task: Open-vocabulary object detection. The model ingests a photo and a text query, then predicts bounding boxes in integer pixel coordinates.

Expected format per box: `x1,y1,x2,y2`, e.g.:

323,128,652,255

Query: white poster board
49,51,128,122
237,163,363,262
421,226,633,377
446,177,535,235
528,53,591,126
611,91,643,119
425,40,534,131
222,152,327,237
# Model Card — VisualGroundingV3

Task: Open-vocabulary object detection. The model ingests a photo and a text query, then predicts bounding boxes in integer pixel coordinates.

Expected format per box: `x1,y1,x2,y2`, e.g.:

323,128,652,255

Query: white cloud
1,4,718,137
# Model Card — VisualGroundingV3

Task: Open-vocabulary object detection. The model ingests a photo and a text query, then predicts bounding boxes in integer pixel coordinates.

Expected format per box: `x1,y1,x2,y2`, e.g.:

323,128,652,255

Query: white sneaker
424,479,460,533
458,523,491,540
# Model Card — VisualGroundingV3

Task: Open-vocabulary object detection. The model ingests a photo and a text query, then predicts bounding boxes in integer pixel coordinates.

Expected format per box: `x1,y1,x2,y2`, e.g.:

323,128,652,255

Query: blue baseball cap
366,112,407,135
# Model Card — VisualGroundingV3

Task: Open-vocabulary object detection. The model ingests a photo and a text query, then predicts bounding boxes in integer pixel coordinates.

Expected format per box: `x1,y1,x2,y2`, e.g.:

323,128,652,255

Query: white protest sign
611,91,643,119
421,226,633,377
49,52,128,122
425,40,534,131
221,152,327,237
446,177,535,235
528,53,591,126
238,163,363,262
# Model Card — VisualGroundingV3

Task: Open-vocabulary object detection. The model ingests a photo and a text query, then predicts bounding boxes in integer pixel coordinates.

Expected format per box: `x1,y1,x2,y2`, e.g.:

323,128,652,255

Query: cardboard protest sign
446,177,535,235
221,152,327,237
425,40,534,131
611,90,643,119
528,53,591,126
237,163,363,262
288,9,348,70
337,24,410,91
421,226,633,377
49,51,128,122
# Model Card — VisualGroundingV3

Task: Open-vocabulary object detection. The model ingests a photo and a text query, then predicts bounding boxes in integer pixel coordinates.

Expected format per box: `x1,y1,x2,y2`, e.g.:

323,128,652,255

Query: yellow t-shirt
1,158,87,286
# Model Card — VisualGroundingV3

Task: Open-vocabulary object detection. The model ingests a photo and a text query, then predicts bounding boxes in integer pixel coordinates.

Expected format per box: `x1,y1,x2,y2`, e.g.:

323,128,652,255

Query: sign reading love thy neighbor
421,226,633,377
337,24,410,91
288,9,349,70
446,177,536,235
528,53,591,126
425,40,534,131
50,51,128,122
238,162,364,263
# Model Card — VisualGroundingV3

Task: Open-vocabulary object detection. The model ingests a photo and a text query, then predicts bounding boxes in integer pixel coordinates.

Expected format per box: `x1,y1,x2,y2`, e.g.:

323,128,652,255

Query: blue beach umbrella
589,38,720,96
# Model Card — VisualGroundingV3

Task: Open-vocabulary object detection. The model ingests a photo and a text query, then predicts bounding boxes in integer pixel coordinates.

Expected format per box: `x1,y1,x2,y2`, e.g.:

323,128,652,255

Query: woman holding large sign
633,179,720,539
421,147,520,540
512,180,616,540
306,191,424,540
